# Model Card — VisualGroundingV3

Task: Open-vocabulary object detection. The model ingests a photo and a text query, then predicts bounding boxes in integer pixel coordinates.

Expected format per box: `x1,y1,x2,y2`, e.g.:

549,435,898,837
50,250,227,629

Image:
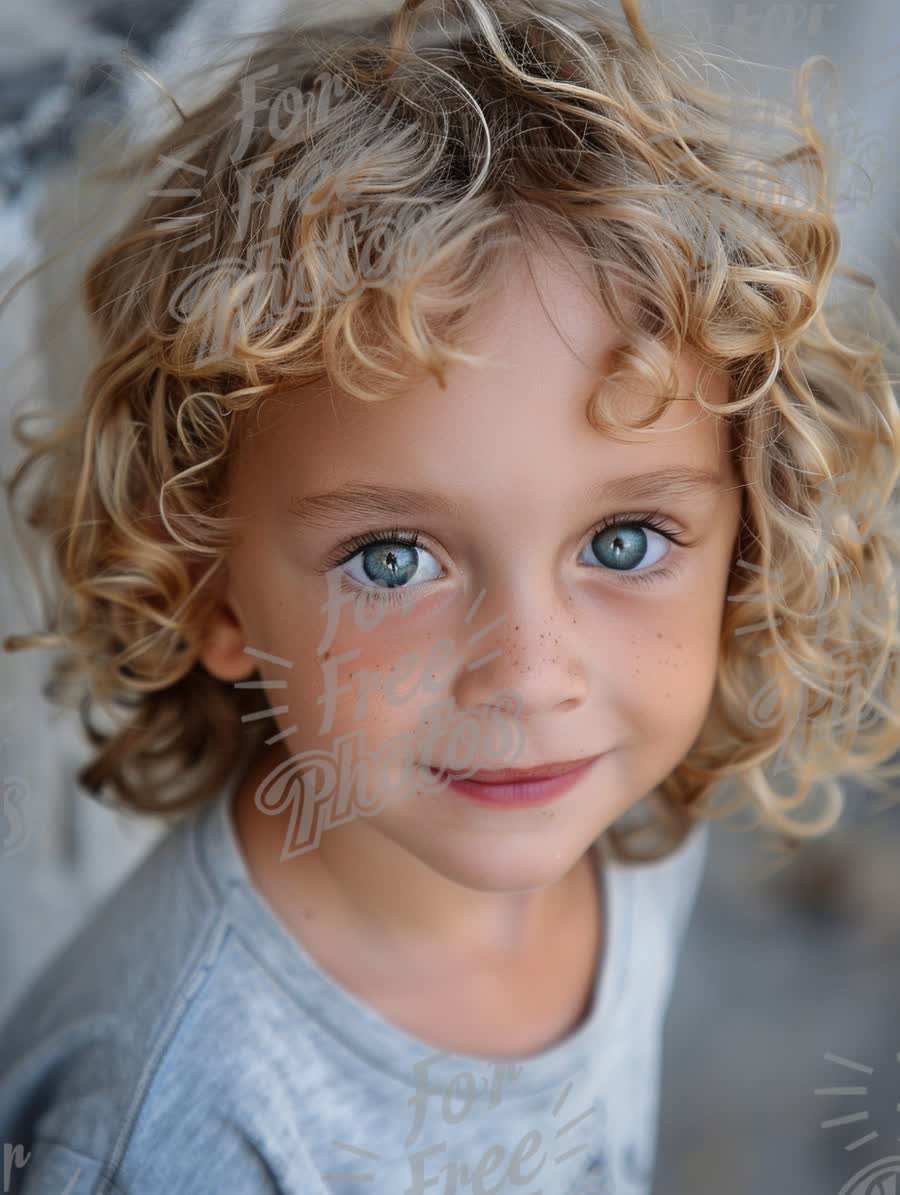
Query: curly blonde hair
4,0,900,864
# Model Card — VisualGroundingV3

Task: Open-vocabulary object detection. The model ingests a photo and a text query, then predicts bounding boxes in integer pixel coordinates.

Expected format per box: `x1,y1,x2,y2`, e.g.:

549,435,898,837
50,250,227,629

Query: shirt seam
94,908,234,1194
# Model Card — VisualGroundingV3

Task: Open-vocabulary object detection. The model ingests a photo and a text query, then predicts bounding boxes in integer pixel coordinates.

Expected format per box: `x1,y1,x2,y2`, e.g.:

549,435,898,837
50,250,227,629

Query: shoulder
645,817,711,890
601,818,711,948
590,820,711,1047
0,784,336,1193
637,818,710,929
0,802,238,1177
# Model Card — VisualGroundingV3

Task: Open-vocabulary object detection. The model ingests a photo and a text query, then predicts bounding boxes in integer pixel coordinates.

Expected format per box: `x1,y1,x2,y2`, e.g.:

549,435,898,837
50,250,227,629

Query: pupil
594,525,646,571
362,543,418,588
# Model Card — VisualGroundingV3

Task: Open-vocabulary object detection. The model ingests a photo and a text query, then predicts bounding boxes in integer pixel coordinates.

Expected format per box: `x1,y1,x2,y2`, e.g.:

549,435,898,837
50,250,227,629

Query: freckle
656,632,663,640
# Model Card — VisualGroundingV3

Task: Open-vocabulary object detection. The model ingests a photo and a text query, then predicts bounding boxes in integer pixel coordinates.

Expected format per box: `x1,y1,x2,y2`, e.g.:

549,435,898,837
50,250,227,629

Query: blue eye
328,528,443,606
579,515,687,586
344,538,442,590
583,522,666,571
323,513,689,606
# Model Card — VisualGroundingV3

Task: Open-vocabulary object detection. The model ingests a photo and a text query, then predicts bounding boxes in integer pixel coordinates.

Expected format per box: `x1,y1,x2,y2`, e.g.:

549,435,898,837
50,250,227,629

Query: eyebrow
286,466,731,528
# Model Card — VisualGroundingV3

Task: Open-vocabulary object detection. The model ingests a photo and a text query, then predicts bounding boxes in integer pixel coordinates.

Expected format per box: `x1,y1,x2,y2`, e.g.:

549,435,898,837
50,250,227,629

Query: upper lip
424,755,602,784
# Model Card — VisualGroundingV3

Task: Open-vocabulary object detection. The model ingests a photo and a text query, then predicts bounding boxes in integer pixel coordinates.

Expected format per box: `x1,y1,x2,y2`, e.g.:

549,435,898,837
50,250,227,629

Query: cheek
606,604,722,803
230,544,452,749
629,598,723,732
295,594,444,745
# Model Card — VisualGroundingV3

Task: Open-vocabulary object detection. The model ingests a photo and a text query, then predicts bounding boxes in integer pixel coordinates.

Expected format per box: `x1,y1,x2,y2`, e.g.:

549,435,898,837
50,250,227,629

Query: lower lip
424,757,602,808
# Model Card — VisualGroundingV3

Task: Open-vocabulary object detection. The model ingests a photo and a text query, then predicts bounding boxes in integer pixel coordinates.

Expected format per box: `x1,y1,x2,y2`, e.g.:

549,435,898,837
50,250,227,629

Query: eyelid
320,509,693,592
319,511,695,581
588,509,692,546
580,513,686,589
318,526,447,574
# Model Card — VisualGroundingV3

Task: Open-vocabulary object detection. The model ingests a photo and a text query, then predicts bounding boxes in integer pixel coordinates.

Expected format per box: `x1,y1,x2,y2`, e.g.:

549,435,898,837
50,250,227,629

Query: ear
139,496,257,684
194,559,258,683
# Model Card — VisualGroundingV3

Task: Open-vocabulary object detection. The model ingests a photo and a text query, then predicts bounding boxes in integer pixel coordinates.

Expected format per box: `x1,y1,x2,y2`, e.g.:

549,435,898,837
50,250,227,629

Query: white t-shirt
0,765,709,1195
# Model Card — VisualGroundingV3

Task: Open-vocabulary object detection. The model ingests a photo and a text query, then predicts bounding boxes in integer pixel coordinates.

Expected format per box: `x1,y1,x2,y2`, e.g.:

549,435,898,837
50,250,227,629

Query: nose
450,574,589,722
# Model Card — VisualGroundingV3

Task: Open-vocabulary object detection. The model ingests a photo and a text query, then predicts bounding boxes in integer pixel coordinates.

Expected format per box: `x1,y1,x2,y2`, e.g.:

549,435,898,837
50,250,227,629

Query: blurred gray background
0,2,898,1193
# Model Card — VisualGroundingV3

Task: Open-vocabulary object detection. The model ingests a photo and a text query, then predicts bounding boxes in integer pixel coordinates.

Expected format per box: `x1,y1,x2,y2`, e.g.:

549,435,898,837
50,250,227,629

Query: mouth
423,755,603,785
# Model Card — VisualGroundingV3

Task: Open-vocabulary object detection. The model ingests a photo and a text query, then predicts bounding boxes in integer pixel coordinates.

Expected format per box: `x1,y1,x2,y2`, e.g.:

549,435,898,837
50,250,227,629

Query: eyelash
320,512,691,607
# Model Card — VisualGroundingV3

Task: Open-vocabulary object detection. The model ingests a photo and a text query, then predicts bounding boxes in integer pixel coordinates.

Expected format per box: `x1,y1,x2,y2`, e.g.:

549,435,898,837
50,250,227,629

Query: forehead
235,246,735,500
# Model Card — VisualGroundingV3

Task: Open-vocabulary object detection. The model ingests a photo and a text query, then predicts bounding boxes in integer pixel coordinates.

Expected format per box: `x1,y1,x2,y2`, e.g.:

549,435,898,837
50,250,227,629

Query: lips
425,756,602,784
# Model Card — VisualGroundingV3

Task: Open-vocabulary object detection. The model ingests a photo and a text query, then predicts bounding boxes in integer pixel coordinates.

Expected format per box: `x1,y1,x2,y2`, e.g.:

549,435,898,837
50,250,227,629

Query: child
2,0,899,1192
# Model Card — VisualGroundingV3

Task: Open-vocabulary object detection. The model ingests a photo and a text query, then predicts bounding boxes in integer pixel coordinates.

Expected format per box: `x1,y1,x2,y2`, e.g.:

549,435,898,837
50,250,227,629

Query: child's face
201,245,743,894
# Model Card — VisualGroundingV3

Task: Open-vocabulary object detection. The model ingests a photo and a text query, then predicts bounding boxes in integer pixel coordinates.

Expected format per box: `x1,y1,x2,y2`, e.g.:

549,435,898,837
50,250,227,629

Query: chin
408,835,588,893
